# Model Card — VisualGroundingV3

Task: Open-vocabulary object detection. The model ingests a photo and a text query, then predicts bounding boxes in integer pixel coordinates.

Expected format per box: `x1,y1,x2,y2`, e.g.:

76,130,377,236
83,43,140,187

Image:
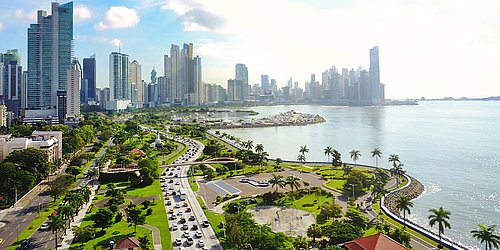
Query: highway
142,125,223,250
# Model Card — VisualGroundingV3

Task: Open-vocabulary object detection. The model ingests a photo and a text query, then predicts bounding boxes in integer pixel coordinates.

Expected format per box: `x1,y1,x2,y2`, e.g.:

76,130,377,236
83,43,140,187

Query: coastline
208,110,326,129
384,176,425,215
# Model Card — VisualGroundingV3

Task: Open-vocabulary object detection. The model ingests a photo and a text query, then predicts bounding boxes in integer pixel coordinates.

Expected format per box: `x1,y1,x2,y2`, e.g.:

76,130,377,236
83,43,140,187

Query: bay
218,101,500,249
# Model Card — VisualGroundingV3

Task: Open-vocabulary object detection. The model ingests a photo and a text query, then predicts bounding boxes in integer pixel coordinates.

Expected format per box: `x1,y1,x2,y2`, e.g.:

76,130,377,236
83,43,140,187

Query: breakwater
384,176,425,215
210,110,325,129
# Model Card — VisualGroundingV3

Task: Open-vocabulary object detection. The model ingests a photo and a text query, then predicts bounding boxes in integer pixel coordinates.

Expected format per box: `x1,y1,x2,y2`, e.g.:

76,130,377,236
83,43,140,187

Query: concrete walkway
59,183,98,250
140,224,162,250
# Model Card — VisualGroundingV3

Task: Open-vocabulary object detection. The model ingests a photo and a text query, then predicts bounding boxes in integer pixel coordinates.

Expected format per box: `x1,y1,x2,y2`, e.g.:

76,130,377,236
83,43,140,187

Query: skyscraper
370,46,381,104
261,75,269,93
0,49,22,116
129,60,142,103
66,59,80,118
82,55,96,103
193,55,202,105
235,64,248,100
109,52,129,100
165,44,182,105
27,2,73,110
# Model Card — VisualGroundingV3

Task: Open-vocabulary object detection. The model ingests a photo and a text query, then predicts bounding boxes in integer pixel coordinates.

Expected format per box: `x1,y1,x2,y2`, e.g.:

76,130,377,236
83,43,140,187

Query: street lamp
349,183,357,200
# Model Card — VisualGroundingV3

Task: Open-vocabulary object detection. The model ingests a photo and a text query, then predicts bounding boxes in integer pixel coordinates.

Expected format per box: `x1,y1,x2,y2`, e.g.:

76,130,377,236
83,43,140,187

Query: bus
179,189,187,201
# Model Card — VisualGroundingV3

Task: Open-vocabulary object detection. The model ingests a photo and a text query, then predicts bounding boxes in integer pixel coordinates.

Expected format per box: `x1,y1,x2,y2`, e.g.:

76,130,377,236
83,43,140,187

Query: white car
198,240,205,247
171,224,178,231
39,223,49,231
174,238,182,246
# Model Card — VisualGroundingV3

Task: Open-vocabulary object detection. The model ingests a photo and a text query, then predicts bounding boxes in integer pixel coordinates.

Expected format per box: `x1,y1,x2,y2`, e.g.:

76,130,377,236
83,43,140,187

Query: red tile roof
116,237,141,249
344,233,407,250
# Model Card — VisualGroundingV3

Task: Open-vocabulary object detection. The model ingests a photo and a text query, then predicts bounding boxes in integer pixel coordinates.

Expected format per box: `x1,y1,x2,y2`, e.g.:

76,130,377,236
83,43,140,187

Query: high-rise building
0,49,22,116
109,52,129,100
27,2,73,110
370,46,381,104
82,55,96,103
261,75,269,93
235,64,248,100
57,90,67,123
129,60,142,103
227,79,243,101
165,44,182,104
98,87,110,109
193,55,202,105
66,59,80,118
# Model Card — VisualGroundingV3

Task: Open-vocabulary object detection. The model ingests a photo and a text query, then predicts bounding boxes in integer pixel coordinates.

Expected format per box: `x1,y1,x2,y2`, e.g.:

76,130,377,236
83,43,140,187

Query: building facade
66,59,80,118
109,52,129,100
82,55,96,103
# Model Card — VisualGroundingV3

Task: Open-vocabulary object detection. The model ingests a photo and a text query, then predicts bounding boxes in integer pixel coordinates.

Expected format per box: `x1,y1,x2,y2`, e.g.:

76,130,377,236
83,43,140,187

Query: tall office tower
261,75,269,93
157,76,168,104
370,46,381,104
193,55,202,105
82,55,96,103
341,68,349,99
287,78,293,88
27,2,73,110
235,64,248,100
270,79,277,92
21,71,27,111
0,49,23,116
129,60,142,103
57,90,67,123
66,59,80,118
227,79,243,101
150,67,157,84
360,69,371,104
165,44,182,104
142,81,148,105
181,43,194,105
109,52,129,100
99,87,110,109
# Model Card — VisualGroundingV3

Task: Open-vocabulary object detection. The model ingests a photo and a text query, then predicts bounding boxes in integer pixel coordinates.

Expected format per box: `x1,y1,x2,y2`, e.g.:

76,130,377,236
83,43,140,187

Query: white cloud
96,6,139,31
161,0,225,32
0,22,4,32
14,9,37,21
161,0,500,98
74,4,92,22
110,39,122,47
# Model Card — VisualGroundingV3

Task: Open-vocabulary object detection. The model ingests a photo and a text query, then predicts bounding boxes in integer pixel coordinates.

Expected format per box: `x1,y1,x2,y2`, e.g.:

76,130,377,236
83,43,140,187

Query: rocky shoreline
384,176,425,216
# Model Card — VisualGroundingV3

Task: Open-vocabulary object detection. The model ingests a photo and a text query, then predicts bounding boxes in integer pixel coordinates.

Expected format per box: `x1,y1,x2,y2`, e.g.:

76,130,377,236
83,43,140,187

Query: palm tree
395,195,413,227
86,168,99,185
372,181,388,201
258,151,269,171
299,145,309,155
371,148,382,168
388,154,401,168
269,174,285,192
286,175,302,192
297,154,306,165
245,140,254,151
48,215,66,250
324,146,333,162
59,204,75,227
428,207,452,247
275,158,283,170
307,224,322,242
391,163,406,186
471,224,500,250
255,144,264,154
349,150,361,167
80,186,92,204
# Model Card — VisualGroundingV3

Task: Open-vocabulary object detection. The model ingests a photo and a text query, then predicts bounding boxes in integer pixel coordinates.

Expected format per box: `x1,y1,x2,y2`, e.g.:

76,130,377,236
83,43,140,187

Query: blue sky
1,0,500,98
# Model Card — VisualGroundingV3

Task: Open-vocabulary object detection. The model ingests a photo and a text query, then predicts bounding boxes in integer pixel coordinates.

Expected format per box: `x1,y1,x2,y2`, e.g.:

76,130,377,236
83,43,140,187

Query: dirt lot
249,206,316,237
197,169,327,209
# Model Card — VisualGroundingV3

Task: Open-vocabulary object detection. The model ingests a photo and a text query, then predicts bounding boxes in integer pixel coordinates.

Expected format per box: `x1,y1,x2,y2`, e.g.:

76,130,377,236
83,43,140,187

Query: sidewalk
59,183,98,249
0,181,48,227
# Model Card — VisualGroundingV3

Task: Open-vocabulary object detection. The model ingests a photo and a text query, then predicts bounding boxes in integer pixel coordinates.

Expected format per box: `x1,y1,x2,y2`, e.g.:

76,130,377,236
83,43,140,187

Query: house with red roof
343,233,407,250
115,237,141,250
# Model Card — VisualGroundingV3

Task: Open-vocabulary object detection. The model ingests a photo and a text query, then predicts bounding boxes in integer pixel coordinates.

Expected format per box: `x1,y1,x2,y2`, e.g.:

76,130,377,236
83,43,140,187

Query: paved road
25,139,113,250
143,126,223,250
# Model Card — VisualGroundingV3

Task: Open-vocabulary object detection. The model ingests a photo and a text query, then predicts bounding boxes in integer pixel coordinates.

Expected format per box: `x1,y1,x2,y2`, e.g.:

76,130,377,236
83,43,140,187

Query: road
143,126,222,250
13,139,113,250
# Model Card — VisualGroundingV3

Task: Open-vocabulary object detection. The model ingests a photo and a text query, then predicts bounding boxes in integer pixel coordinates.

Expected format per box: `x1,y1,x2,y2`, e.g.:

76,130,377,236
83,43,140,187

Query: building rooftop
343,233,407,250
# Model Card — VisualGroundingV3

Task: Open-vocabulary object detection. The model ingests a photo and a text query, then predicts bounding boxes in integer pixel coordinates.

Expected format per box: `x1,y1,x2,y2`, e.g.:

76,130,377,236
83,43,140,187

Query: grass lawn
287,165,316,173
188,175,199,192
325,179,345,192
288,193,335,218
158,141,187,165
196,197,225,238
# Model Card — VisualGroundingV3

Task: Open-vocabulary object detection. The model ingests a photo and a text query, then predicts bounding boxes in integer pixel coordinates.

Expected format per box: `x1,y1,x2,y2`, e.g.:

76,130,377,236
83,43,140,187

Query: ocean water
218,101,500,249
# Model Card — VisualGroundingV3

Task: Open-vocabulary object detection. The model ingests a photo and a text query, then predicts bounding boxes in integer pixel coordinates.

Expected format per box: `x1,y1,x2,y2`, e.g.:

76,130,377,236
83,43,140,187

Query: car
175,182,180,185
170,214,177,220
202,220,210,227
169,179,174,183
175,247,186,250
177,211,183,216
40,223,49,231
181,224,189,230
179,217,186,223
171,224,178,231
174,238,182,246
186,237,194,245
177,167,181,170
183,202,189,207
201,248,209,250
185,207,192,212
174,204,181,209
189,215,195,221
191,224,198,230
183,231,190,238
198,240,205,247
168,209,174,214
166,200,172,206
174,174,179,177
168,172,173,176
19,239,32,250
195,231,202,238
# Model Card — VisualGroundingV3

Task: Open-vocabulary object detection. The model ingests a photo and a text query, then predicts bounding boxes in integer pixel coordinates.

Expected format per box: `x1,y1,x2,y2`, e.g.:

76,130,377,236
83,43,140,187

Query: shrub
146,208,153,215
115,212,123,223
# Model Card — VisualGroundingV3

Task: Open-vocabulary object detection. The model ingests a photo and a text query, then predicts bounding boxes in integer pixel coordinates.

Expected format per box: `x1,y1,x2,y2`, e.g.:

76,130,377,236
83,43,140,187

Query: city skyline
1,0,500,98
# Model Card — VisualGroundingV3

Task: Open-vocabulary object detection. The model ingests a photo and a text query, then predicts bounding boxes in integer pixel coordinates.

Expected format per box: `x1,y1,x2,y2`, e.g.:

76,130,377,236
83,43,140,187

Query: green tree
307,224,322,242
395,195,413,227
371,148,382,168
390,227,411,247
471,224,500,250
299,145,309,155
331,149,342,167
49,174,76,202
346,208,369,229
275,158,283,169
255,144,264,154
428,207,452,247
324,146,333,162
138,235,150,250
59,204,75,228
85,168,99,185
4,148,49,179
320,201,343,222
92,208,114,231
297,154,306,165
391,163,406,186
269,174,285,192
48,215,66,250
371,181,388,201
321,222,364,245
286,175,301,192
388,154,400,168
72,225,96,244
126,204,146,232
349,150,361,167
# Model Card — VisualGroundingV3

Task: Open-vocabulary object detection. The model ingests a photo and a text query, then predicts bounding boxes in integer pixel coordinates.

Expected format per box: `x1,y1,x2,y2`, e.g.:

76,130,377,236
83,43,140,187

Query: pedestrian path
59,183,98,250
139,224,162,250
